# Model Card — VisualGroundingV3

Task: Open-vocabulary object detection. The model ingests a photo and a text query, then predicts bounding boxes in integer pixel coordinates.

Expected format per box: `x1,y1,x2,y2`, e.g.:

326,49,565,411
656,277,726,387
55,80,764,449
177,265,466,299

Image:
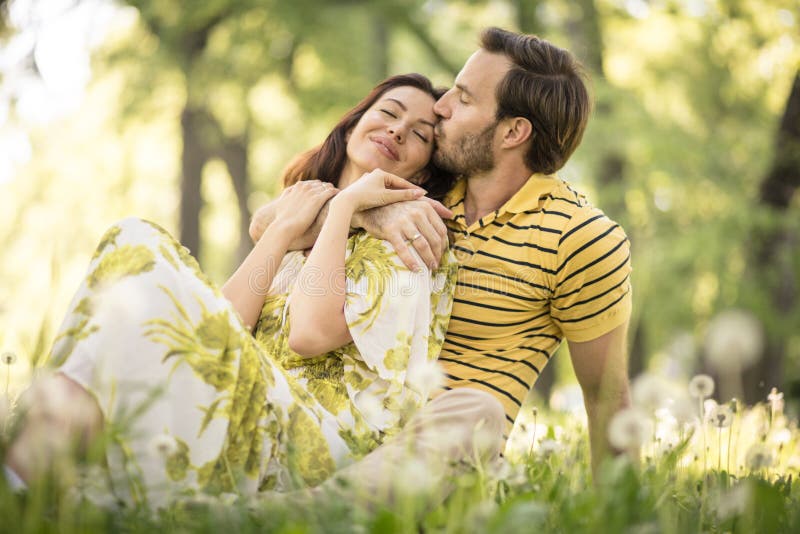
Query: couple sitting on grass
4,27,632,508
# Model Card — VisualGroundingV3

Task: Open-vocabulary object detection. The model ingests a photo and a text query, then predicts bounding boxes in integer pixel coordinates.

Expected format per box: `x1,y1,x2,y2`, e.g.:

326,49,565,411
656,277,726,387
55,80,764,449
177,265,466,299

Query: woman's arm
287,196,355,355
224,180,337,330
288,170,426,357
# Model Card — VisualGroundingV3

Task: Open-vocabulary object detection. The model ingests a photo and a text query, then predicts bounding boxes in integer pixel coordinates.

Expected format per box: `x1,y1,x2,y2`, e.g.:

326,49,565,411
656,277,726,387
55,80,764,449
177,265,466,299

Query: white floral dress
51,217,456,506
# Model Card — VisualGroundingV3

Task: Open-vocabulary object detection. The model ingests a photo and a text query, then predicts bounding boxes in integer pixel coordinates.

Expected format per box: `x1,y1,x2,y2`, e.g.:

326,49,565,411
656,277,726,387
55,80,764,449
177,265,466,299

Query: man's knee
422,388,505,456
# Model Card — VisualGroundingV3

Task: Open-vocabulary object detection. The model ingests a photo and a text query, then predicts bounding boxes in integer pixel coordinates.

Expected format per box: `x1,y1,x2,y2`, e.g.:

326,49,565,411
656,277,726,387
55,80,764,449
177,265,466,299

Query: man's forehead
455,49,512,93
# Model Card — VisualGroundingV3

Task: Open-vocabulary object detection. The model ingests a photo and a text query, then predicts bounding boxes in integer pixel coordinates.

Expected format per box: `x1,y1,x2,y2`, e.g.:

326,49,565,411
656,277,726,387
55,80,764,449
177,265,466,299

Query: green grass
2,392,799,534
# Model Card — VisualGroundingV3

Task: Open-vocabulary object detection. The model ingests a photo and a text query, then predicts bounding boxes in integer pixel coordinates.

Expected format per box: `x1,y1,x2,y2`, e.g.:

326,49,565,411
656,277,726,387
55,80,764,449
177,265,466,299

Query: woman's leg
6,218,348,504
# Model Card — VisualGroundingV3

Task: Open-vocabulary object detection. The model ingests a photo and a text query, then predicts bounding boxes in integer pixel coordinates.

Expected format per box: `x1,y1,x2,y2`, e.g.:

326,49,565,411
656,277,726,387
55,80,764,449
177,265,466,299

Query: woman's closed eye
413,130,429,143
380,109,398,118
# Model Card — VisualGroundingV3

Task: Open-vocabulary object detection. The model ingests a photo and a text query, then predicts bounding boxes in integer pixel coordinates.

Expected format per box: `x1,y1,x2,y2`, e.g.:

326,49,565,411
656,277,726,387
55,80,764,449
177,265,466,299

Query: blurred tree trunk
219,129,252,266
180,104,208,257
745,72,800,404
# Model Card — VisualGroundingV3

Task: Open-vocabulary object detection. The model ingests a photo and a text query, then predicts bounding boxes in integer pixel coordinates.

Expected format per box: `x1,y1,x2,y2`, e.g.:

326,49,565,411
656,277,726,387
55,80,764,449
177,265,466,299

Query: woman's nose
387,125,404,143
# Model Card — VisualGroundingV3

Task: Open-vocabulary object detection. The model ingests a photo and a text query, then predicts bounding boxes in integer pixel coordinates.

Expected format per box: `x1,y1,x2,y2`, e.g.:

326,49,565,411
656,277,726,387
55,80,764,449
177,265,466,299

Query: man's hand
249,189,333,251
352,197,453,271
568,322,631,479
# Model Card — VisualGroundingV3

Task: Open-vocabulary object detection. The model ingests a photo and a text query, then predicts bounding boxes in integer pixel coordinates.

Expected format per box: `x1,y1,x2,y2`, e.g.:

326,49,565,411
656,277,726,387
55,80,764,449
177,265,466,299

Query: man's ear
500,117,533,149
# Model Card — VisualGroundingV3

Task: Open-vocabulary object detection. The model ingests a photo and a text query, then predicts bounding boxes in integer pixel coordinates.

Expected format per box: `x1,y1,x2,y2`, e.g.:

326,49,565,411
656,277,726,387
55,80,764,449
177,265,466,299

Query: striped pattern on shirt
437,174,632,432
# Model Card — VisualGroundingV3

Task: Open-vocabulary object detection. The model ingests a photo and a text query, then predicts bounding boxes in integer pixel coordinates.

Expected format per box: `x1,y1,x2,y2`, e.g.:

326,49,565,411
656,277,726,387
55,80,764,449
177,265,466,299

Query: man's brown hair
481,27,591,175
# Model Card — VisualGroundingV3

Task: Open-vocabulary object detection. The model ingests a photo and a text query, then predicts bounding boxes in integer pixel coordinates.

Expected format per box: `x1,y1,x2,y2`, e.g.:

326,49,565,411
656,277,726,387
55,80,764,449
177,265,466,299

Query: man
252,27,632,484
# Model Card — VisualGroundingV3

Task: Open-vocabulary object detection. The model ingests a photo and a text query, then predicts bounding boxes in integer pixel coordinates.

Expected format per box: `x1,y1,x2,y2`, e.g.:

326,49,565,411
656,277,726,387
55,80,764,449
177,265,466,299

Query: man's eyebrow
455,83,473,98
385,97,435,128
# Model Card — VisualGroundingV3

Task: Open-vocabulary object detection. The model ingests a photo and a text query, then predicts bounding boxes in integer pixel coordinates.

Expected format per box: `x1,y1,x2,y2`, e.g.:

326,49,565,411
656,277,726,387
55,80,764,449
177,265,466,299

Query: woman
4,74,457,505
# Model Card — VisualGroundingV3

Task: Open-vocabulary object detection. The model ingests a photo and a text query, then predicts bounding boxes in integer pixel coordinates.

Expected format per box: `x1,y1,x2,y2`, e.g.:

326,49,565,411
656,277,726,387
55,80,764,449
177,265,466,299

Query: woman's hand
270,180,339,240
334,169,426,213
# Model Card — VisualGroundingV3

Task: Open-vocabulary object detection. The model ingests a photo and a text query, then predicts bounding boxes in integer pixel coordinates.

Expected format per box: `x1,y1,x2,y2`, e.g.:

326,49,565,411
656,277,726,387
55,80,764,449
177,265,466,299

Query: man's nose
433,91,451,119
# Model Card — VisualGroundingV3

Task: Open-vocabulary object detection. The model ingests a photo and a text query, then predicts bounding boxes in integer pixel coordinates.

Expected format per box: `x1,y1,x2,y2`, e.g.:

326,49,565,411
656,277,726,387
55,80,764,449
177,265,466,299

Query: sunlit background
1,0,799,438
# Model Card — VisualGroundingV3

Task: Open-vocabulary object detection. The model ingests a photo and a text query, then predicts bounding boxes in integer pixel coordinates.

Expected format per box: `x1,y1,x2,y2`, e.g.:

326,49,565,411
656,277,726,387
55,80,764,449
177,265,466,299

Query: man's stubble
433,121,498,177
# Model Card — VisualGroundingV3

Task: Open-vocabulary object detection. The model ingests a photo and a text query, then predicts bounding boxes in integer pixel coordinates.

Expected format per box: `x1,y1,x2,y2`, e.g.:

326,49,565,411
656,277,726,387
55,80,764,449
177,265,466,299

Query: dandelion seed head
704,309,763,371
772,428,792,446
608,407,652,451
631,373,672,413
688,374,714,399
405,359,444,397
538,439,562,457
667,396,696,426
148,433,178,459
2,351,17,365
708,404,733,428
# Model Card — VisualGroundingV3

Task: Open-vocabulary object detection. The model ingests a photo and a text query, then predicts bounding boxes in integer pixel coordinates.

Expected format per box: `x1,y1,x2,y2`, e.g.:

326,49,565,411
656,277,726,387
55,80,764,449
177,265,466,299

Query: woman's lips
370,136,399,161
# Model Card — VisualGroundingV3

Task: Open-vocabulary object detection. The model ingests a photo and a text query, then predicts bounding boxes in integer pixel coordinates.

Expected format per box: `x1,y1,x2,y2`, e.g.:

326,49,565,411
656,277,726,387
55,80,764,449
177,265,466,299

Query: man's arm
249,198,330,251
567,321,632,478
250,192,453,270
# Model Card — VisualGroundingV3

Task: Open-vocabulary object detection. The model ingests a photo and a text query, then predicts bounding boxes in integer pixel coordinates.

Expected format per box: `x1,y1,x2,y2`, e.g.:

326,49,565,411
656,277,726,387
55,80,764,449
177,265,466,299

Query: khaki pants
318,388,505,505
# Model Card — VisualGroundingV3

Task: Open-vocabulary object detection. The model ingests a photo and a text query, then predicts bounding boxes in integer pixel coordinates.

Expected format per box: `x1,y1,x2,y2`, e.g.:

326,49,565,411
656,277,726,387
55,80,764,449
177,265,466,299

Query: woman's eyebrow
384,97,435,129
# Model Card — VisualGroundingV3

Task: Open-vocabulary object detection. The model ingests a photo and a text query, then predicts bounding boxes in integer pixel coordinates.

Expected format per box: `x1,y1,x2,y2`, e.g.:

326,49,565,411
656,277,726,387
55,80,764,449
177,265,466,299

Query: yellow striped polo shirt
438,174,632,432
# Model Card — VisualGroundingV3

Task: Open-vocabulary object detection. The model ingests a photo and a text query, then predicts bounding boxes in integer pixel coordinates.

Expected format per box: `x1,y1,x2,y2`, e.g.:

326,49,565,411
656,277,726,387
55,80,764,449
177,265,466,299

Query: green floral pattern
51,217,456,505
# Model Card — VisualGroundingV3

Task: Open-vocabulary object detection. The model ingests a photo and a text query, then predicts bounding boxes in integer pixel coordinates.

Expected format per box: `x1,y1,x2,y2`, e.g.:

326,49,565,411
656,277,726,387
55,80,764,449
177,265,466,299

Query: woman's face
343,86,437,186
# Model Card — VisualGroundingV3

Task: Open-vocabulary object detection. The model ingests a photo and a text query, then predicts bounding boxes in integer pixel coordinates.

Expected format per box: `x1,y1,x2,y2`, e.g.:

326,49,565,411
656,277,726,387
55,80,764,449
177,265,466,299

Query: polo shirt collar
500,173,560,214
445,173,560,215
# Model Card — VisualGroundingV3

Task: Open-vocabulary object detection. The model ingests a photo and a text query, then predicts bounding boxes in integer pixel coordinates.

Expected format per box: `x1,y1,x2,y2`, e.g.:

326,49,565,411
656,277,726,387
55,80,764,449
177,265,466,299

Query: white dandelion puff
704,309,763,371
2,351,17,365
745,443,773,471
708,404,733,428
688,374,714,399
405,359,444,397
631,373,672,413
667,396,697,426
767,387,784,413
538,439,562,457
148,433,178,459
608,407,652,451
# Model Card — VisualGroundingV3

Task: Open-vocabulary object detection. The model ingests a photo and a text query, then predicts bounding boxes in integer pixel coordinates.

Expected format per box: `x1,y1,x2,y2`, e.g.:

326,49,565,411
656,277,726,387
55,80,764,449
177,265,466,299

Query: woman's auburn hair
280,73,455,202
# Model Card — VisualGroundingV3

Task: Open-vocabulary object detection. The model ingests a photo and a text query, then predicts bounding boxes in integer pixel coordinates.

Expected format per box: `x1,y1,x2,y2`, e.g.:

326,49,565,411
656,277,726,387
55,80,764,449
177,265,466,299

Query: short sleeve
550,207,632,342
343,234,456,413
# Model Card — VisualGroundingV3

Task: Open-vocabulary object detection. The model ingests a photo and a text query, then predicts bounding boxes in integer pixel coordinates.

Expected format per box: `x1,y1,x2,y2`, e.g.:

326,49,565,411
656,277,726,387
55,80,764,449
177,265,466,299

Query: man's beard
434,121,498,177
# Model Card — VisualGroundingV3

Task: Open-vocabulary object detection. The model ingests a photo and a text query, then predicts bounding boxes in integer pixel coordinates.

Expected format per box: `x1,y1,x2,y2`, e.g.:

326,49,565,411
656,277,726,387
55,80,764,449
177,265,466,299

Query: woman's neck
337,161,364,190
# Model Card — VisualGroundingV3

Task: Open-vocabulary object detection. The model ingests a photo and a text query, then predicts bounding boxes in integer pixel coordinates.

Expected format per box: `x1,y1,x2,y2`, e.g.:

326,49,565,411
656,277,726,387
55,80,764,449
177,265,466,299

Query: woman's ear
501,117,533,149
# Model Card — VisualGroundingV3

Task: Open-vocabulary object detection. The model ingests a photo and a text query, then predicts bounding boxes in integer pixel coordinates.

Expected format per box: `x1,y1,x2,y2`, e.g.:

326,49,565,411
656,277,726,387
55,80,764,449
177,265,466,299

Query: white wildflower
538,439,562,457
745,443,773,471
703,398,718,418
148,433,178,459
771,428,792,446
688,374,714,399
704,309,763,371
608,407,653,451
767,387,784,413
405,359,444,397
667,396,697,426
708,404,733,428
631,373,672,413
2,351,16,365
